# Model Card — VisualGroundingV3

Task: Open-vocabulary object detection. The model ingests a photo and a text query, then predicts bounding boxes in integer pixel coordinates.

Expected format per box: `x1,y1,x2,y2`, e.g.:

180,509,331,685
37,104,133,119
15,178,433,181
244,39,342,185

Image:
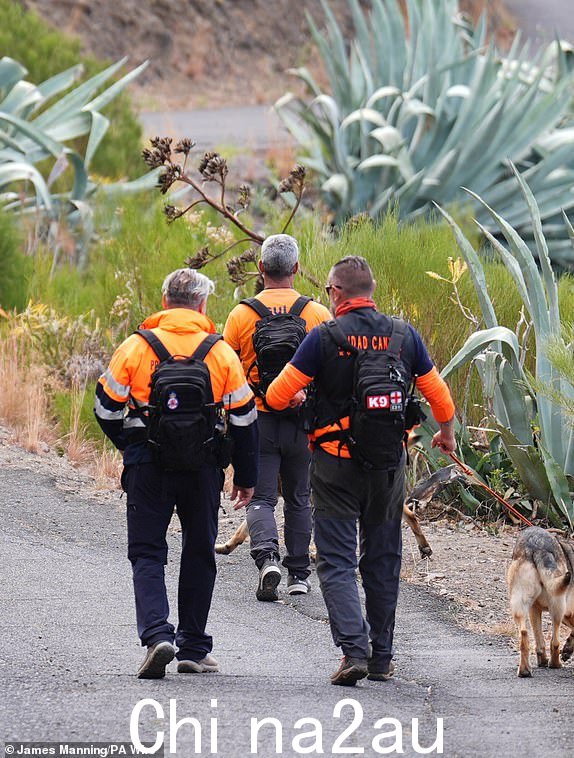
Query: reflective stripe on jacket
95,308,258,485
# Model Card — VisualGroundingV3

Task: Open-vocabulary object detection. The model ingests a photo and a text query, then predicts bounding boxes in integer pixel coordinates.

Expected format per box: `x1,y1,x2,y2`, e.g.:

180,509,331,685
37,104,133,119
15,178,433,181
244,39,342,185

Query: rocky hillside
21,0,513,109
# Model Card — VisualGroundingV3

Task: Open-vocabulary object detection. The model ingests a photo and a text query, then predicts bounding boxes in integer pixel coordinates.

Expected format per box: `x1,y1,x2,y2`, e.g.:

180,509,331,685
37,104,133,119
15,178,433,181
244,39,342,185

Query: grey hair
260,233,299,278
161,268,215,308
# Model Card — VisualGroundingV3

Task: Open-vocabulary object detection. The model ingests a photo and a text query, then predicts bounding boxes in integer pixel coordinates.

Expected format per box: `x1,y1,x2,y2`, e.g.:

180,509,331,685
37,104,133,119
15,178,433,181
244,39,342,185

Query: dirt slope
21,0,513,109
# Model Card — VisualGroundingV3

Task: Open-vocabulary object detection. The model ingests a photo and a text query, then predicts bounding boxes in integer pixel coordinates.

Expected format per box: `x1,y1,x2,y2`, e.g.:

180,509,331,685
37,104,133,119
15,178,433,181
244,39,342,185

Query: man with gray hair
95,268,258,678
224,235,330,601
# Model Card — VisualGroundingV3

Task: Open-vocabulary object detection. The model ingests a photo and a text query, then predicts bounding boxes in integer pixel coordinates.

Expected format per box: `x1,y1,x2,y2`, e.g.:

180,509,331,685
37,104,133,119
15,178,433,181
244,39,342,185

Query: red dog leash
448,451,534,527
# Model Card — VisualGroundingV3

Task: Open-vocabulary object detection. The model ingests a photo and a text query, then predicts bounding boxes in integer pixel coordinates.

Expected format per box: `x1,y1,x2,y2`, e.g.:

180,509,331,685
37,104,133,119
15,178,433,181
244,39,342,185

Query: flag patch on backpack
325,318,411,471
134,329,231,471
366,391,404,411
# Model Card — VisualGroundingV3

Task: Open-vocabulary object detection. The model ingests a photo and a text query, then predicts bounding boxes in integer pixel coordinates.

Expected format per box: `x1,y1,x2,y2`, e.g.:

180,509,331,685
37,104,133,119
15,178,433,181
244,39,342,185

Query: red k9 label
366,392,403,411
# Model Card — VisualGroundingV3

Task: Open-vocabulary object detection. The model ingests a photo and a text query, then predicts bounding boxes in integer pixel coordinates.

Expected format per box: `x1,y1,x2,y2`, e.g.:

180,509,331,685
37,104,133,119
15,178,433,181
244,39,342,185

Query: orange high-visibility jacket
95,308,258,485
223,288,331,412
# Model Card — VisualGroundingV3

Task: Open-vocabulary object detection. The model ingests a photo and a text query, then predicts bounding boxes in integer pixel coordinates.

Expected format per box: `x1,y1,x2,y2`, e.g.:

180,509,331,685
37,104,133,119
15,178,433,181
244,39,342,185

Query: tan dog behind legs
216,464,464,560
507,526,574,677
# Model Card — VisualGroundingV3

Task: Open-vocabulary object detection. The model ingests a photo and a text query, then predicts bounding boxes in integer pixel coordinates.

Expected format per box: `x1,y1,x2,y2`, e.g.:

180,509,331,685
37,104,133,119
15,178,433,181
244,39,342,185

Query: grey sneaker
137,641,175,679
177,654,219,673
367,660,395,681
256,557,282,601
331,656,368,686
287,575,311,595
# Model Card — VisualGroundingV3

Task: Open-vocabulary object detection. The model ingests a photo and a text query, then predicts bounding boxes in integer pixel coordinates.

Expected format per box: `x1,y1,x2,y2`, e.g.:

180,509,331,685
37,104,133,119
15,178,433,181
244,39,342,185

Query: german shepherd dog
216,464,464,559
508,526,574,677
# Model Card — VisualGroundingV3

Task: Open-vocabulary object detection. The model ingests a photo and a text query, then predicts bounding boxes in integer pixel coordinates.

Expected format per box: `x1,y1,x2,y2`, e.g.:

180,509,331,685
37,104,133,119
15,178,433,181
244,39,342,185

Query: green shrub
0,0,142,179
27,195,242,332
52,387,103,444
0,210,31,310
26,196,574,417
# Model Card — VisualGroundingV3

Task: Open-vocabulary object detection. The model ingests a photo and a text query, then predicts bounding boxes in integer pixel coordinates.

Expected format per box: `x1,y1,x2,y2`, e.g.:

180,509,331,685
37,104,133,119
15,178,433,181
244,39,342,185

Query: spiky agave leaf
276,0,574,264
0,56,153,263
437,170,574,524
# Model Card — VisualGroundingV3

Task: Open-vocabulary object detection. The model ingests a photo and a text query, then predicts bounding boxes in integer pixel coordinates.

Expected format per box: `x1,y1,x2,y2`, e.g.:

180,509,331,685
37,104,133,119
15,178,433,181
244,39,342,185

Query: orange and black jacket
223,288,331,412
266,302,455,459
95,308,258,487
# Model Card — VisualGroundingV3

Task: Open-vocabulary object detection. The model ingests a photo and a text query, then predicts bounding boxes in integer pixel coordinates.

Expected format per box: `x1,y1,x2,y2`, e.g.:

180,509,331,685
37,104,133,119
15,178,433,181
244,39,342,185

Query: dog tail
533,552,571,594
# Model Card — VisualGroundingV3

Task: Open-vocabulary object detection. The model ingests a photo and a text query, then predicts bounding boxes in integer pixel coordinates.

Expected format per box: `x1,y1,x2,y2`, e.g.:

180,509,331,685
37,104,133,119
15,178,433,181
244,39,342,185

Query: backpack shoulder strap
136,329,171,363
241,298,272,319
192,333,223,362
288,295,312,317
387,318,407,358
323,319,356,353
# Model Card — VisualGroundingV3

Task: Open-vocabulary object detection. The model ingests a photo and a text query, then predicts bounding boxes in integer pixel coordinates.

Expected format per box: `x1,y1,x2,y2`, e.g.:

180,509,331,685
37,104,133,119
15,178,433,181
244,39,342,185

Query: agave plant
0,56,155,267
437,167,574,527
535,322,574,426
276,0,574,266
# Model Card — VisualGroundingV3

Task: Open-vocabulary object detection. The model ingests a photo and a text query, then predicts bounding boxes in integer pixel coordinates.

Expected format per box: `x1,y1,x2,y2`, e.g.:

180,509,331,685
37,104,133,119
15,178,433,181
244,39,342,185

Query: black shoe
367,660,395,681
330,656,368,686
256,557,281,601
287,574,311,595
137,641,175,679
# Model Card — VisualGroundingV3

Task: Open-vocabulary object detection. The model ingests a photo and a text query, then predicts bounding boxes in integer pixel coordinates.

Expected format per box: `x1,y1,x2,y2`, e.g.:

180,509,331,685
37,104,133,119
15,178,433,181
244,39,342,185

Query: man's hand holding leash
431,418,456,454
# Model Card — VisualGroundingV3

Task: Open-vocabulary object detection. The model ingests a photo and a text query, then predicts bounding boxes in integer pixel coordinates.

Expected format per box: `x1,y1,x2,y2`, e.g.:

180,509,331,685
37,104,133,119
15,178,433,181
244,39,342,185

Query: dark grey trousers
245,412,312,578
311,447,405,668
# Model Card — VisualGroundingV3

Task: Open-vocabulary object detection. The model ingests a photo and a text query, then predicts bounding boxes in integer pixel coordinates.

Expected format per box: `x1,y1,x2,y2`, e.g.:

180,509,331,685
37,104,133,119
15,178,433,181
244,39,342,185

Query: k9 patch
366,391,403,411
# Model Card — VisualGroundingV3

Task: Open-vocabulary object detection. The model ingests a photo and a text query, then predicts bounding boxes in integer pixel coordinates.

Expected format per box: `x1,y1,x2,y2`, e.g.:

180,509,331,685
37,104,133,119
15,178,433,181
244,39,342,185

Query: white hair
260,234,299,277
162,268,215,308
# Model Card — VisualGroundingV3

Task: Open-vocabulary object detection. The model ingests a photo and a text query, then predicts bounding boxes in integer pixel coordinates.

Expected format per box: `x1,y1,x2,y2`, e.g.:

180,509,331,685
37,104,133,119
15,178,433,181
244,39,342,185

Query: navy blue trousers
311,448,404,669
122,462,222,662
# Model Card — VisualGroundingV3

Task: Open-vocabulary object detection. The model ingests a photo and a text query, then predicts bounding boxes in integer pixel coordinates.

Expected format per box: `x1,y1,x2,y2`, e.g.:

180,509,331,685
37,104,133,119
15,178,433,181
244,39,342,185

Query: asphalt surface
140,105,289,150
505,0,574,46
138,2,574,152
2,466,574,757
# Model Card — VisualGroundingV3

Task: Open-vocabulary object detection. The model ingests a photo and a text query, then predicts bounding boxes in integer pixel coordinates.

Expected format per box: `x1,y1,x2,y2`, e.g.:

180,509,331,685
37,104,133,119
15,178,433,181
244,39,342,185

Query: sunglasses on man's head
325,284,342,295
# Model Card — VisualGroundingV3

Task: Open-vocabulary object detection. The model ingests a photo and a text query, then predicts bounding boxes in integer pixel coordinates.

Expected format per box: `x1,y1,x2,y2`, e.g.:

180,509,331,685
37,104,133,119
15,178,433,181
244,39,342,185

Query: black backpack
324,318,413,471
136,329,230,471
241,295,311,410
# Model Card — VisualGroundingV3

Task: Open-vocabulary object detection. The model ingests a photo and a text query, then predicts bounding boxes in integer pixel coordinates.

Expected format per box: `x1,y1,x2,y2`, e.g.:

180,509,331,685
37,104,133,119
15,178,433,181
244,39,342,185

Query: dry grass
0,336,54,452
491,620,516,638
61,381,93,465
91,444,122,489
0,333,121,489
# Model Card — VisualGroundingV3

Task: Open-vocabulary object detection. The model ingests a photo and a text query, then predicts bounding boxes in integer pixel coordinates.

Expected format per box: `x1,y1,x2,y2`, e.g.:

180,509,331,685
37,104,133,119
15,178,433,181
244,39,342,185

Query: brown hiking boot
330,656,368,686
367,660,395,681
137,641,175,679
177,654,219,673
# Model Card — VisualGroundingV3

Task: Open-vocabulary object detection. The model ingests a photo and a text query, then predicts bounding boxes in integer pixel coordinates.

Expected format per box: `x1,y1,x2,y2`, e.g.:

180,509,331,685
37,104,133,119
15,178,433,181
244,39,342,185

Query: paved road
139,2,574,152
140,105,289,150
2,466,574,757
505,0,574,46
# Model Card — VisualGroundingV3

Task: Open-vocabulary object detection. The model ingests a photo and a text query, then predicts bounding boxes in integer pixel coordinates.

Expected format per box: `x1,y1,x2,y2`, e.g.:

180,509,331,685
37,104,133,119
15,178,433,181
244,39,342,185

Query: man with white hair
95,268,258,678
224,235,330,601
